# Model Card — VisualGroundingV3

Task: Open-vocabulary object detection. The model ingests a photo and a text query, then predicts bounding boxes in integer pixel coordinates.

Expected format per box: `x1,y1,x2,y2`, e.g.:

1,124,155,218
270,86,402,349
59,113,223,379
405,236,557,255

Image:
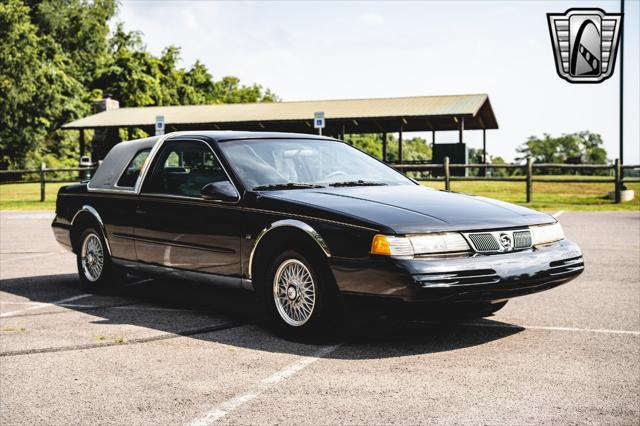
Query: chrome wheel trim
273,259,316,327
81,232,104,282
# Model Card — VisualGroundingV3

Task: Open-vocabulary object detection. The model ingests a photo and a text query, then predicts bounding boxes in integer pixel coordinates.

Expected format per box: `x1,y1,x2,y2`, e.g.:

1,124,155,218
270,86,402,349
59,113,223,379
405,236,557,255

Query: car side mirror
200,181,239,202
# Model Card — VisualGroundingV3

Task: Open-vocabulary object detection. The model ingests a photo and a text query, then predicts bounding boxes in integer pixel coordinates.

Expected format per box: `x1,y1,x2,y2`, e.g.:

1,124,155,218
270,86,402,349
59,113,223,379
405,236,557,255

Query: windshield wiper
252,183,325,191
328,180,388,187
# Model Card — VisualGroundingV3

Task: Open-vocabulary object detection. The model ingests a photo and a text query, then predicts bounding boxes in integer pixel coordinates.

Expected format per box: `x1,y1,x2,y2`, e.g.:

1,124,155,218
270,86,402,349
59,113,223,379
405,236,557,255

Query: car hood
259,185,555,234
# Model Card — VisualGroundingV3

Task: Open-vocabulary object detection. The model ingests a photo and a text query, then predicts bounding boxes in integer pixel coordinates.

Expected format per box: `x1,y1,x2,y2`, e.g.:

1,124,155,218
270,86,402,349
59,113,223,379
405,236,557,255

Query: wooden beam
478,115,486,130
424,117,433,131
79,129,85,157
482,129,487,163
398,123,403,164
382,132,387,162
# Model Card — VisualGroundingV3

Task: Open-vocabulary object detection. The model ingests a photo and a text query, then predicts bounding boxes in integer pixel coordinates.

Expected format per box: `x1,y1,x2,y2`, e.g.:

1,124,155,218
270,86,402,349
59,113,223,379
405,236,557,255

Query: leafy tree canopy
344,134,432,163
516,131,607,165
1,0,277,169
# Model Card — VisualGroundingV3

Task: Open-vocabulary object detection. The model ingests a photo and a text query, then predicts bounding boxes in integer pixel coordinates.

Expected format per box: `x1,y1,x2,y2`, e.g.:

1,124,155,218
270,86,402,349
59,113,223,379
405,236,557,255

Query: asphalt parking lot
0,210,638,425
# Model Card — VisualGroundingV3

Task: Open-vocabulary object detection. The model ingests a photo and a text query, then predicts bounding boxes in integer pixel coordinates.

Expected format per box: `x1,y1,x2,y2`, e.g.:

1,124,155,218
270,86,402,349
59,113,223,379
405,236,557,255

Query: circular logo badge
499,233,513,251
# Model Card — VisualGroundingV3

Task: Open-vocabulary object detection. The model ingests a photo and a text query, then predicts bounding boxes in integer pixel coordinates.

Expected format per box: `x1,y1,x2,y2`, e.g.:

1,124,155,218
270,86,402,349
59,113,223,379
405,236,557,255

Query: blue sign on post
155,115,165,136
314,112,325,135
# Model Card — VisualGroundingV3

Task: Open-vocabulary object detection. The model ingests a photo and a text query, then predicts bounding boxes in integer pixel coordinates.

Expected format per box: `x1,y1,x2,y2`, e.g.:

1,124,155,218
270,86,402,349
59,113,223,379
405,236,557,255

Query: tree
1,0,278,170
516,131,608,164
92,24,278,108
0,0,90,169
343,134,432,163
516,131,608,175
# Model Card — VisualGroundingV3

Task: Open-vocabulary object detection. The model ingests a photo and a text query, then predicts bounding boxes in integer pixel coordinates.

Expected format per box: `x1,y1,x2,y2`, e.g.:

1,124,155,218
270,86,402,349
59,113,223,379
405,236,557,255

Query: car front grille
513,231,532,249
468,233,501,252
465,229,533,253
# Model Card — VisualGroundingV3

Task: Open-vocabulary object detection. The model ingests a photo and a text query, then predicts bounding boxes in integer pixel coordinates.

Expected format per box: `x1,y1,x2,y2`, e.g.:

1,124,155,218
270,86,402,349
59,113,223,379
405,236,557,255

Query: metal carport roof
62,94,498,135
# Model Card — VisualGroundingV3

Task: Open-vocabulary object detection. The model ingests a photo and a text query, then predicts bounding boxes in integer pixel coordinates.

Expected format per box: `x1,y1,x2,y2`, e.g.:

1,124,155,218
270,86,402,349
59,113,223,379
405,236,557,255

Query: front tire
260,249,342,340
76,227,124,293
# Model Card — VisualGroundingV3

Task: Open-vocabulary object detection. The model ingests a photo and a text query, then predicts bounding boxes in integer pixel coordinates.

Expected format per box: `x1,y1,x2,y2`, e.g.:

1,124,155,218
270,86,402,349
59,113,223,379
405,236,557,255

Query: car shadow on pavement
0,274,524,359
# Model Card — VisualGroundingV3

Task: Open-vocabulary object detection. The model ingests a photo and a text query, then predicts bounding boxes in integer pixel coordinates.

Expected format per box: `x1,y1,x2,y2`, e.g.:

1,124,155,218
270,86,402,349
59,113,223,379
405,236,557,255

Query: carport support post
382,132,387,162
39,162,46,202
444,156,451,191
614,158,621,203
79,129,85,157
481,128,487,177
526,157,533,203
398,124,403,164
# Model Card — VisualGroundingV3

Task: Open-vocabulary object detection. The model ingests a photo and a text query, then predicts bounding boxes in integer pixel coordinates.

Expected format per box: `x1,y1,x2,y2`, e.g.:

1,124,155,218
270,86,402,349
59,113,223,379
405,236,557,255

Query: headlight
530,222,565,246
371,233,470,256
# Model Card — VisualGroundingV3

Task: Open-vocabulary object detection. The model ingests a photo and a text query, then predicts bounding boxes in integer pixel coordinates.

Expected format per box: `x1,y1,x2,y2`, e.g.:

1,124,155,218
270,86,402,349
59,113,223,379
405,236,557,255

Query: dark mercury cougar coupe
52,131,584,336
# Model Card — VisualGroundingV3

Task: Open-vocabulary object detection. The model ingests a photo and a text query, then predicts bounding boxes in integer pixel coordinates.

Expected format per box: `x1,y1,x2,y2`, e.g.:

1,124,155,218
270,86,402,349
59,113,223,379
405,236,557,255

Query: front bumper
331,239,583,303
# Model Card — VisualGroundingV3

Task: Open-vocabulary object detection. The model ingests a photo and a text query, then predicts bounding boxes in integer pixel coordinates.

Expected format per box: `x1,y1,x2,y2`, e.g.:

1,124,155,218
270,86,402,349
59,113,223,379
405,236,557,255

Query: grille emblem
499,233,513,251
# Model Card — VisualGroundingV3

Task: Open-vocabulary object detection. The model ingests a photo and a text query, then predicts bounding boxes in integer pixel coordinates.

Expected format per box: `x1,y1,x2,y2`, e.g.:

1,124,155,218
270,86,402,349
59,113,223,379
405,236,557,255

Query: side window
117,149,150,188
142,141,227,197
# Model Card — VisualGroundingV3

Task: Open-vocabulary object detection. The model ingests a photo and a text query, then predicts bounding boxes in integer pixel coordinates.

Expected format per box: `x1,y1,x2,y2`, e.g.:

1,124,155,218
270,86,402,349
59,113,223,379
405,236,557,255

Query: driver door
134,138,242,280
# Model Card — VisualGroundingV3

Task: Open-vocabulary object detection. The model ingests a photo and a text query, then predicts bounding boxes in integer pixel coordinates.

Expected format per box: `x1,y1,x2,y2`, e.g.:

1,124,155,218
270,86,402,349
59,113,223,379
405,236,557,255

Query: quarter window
143,141,229,197
117,149,151,188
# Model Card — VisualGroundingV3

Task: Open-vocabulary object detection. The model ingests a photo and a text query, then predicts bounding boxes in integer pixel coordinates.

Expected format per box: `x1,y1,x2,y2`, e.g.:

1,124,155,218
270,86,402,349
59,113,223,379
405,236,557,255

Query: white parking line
0,252,58,263
553,210,565,218
189,344,341,426
60,304,203,313
411,320,640,336
0,294,92,318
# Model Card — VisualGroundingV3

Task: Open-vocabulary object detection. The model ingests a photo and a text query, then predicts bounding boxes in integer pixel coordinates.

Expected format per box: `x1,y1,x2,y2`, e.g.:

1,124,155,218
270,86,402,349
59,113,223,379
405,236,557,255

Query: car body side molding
248,219,331,280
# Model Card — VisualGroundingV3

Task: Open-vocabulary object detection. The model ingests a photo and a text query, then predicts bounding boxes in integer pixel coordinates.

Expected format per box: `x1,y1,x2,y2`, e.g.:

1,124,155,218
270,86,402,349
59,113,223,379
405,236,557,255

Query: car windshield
217,139,413,190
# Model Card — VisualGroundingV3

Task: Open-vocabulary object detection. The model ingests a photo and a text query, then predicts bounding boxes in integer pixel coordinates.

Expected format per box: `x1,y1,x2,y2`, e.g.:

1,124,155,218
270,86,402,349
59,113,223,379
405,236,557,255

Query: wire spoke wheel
81,232,104,282
273,259,316,327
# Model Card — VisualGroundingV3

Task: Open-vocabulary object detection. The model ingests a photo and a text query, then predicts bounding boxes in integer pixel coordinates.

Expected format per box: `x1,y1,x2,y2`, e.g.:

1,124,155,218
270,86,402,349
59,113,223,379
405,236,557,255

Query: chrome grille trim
548,256,584,276
468,233,500,252
463,229,533,253
513,231,532,249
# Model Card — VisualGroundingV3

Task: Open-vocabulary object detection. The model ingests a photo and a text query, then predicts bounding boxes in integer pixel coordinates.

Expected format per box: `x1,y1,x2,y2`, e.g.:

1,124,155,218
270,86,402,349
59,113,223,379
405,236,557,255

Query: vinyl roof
63,94,498,134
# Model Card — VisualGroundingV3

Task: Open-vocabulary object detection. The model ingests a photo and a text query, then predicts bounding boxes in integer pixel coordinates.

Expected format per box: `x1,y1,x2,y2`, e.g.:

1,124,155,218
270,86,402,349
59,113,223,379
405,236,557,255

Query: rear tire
76,227,124,294
259,249,342,340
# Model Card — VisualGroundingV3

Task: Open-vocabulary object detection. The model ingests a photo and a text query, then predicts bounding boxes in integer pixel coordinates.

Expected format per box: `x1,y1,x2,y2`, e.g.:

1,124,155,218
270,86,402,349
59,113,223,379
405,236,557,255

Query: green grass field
0,182,68,210
421,179,639,211
0,180,638,211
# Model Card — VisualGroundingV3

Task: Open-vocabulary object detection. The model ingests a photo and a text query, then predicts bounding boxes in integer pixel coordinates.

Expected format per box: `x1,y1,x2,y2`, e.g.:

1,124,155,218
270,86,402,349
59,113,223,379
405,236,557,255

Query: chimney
91,95,121,160
93,94,120,113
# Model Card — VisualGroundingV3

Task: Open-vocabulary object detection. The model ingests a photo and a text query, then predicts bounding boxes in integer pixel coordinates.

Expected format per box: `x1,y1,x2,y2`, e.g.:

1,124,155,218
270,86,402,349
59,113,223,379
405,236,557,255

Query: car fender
70,205,112,256
248,219,331,280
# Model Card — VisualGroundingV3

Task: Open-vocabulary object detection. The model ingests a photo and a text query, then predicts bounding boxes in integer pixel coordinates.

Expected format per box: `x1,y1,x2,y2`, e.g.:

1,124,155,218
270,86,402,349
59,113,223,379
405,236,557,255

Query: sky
117,0,639,162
